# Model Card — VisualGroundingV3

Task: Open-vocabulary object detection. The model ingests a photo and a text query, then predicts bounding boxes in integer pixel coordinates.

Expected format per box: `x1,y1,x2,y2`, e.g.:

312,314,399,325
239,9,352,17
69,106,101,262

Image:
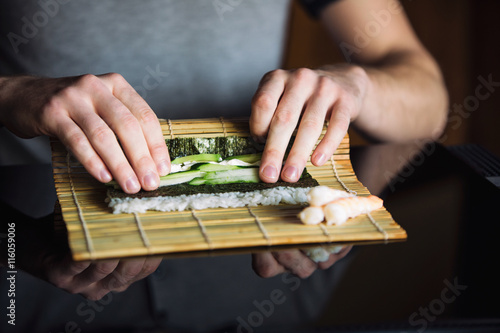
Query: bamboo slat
51,117,406,261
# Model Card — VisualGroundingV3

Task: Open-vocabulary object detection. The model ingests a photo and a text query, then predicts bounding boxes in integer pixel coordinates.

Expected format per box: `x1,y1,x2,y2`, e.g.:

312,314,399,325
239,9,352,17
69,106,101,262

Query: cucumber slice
159,170,205,186
201,168,260,185
106,170,205,189
224,153,262,164
188,177,207,185
172,154,221,165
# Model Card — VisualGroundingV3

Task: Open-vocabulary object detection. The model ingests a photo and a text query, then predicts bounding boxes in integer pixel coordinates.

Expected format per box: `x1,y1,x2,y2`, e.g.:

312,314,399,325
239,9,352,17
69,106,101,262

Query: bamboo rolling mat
51,117,406,261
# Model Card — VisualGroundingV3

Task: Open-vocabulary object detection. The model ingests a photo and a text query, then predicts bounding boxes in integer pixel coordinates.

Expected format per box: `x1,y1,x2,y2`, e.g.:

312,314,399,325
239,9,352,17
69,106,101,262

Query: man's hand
252,246,352,278
0,74,170,194
46,255,162,301
250,65,369,183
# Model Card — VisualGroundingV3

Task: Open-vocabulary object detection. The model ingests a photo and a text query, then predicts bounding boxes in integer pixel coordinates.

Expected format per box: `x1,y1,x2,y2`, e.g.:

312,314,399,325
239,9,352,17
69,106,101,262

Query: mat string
133,213,152,252
67,152,96,260
220,116,227,137
367,212,389,241
167,119,174,139
247,206,271,246
330,155,357,195
191,209,213,249
318,223,333,241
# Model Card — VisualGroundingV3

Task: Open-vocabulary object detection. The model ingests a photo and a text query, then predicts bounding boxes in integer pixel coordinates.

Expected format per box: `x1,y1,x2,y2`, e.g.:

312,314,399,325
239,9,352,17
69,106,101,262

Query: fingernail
144,172,159,189
262,165,278,180
125,177,141,193
100,169,112,183
283,166,298,181
158,160,170,176
315,153,326,166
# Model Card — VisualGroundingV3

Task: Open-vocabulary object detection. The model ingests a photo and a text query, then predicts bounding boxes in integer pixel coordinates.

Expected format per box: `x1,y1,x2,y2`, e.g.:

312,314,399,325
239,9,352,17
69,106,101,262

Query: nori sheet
166,136,296,160
108,135,318,199
108,172,319,199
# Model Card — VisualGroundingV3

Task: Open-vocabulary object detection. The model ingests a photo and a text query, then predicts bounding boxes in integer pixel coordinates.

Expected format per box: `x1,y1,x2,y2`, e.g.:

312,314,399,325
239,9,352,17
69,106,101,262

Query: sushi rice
108,186,312,214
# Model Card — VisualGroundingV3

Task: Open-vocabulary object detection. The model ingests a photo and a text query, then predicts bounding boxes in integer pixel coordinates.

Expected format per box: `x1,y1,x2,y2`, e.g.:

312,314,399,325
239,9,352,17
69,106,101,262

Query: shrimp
298,206,325,225
324,195,383,225
307,186,353,206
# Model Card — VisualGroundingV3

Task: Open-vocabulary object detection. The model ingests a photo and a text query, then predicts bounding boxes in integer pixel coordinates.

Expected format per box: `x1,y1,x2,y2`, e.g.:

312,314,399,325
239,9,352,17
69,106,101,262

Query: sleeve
297,0,341,19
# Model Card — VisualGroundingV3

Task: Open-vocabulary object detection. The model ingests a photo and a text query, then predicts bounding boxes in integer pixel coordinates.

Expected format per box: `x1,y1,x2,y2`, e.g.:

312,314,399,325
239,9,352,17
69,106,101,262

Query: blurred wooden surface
284,0,500,157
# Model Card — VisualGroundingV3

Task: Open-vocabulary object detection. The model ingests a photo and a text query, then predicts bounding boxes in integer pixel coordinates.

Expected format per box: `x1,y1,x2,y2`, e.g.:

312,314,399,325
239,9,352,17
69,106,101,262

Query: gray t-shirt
0,0,290,164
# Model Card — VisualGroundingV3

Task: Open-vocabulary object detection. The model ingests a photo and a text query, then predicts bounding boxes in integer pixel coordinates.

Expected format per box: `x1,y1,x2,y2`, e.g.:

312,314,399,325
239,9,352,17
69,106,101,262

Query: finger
128,256,163,283
250,69,287,142
312,98,353,166
45,255,92,289
98,258,146,292
281,77,335,182
101,73,170,176
71,109,142,194
66,260,119,294
252,252,286,278
91,86,160,192
54,117,113,184
272,250,317,278
76,260,120,284
259,69,317,183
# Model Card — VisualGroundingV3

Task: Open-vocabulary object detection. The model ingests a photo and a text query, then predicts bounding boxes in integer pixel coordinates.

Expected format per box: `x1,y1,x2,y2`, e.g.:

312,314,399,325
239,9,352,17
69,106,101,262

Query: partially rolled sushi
107,136,320,214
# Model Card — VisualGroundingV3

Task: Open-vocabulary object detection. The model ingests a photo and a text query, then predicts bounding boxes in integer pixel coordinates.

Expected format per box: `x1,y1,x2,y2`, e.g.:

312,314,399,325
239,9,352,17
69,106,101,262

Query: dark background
285,0,500,157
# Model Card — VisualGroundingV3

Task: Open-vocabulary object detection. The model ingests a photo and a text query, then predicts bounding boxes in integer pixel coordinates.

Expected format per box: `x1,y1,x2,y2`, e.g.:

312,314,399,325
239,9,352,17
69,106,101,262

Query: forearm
353,50,448,142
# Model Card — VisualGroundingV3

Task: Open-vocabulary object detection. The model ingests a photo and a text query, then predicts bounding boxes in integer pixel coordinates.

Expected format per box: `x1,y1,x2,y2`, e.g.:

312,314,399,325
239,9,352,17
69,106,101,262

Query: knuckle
91,125,113,143
93,262,116,277
120,114,141,132
43,96,65,116
77,74,100,89
263,147,282,160
104,72,125,82
68,132,88,151
252,92,276,112
263,69,285,81
300,118,322,132
316,76,334,98
137,108,158,124
57,85,81,102
81,156,102,173
149,141,167,155
122,264,143,280
273,109,295,126
293,68,315,82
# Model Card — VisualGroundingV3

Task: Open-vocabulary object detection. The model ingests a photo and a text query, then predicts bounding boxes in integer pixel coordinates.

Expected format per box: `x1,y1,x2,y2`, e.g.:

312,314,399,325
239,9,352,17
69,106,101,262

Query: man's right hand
0,74,170,193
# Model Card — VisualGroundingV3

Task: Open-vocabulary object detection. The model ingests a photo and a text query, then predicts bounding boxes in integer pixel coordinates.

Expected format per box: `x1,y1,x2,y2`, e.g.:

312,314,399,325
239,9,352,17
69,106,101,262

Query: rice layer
108,186,312,214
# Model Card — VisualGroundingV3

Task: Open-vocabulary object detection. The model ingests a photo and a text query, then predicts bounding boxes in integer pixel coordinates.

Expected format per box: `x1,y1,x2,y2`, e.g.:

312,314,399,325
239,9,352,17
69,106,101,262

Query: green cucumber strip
188,177,207,185
196,163,243,172
172,154,221,165
202,168,260,184
159,170,205,186
106,169,206,189
223,153,262,164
